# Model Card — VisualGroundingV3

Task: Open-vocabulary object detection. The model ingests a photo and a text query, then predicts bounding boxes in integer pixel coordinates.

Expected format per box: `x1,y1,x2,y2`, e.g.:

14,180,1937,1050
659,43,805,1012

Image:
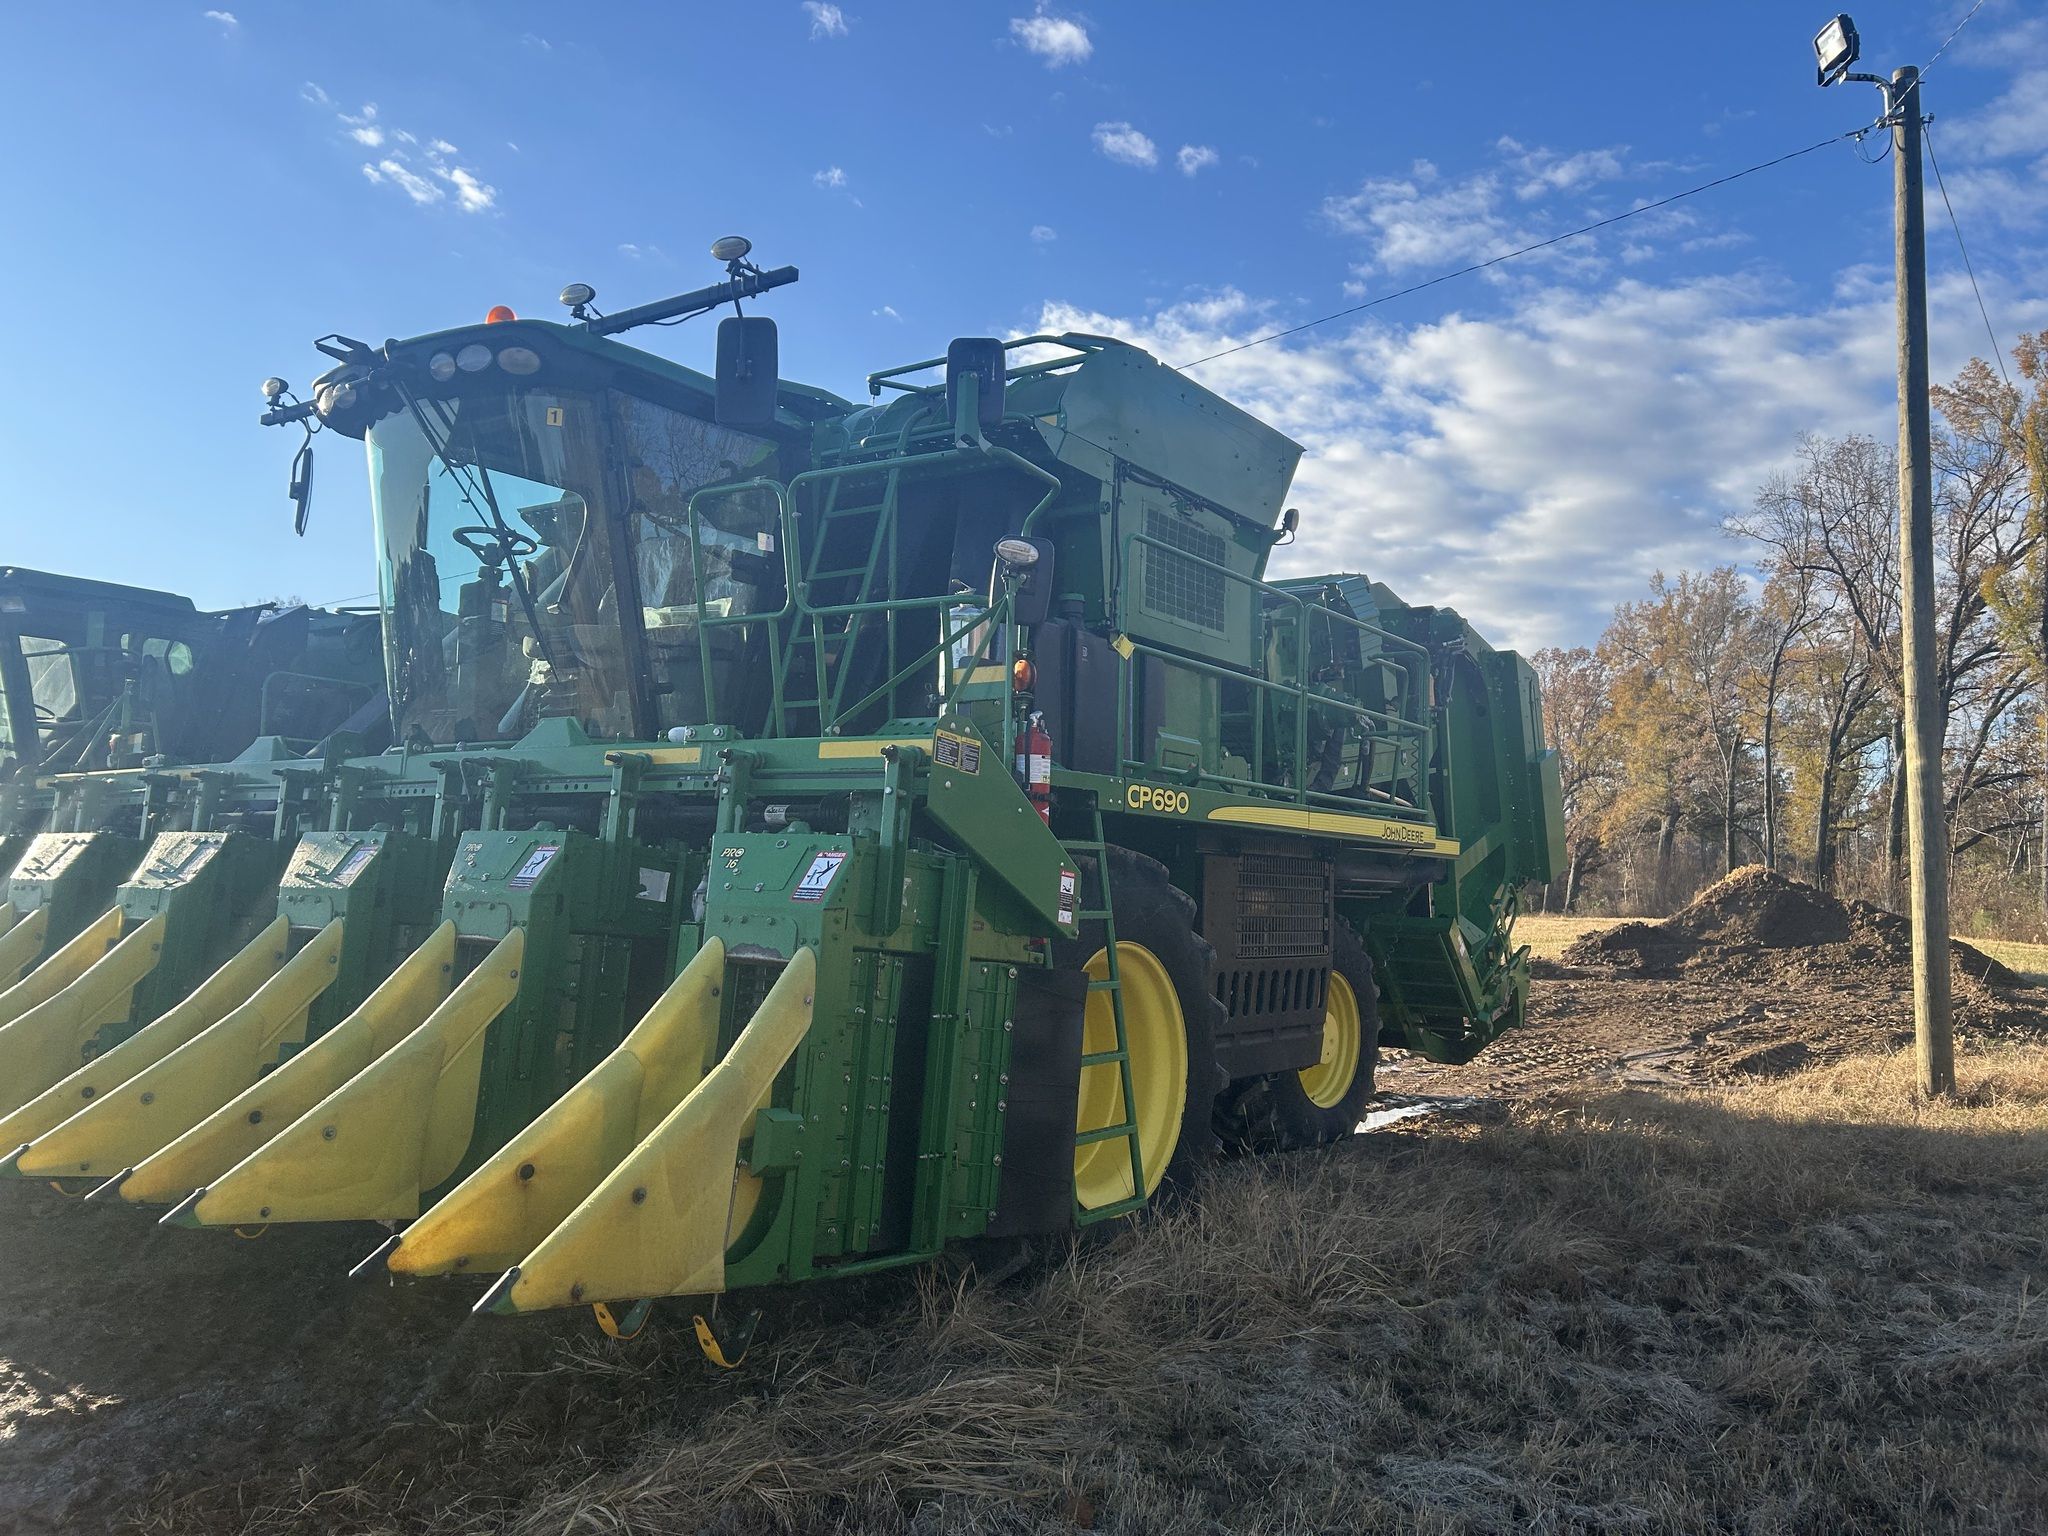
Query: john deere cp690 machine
0,243,1561,1352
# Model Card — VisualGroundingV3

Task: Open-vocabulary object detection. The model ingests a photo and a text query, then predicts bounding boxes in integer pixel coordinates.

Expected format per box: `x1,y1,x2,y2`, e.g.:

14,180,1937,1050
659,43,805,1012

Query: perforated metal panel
1233,852,1331,959
1142,507,1228,635
1201,847,1336,1076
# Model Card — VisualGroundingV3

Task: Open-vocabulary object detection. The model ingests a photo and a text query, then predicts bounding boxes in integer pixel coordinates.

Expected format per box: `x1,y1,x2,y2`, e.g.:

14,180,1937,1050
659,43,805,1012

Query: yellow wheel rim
1297,972,1362,1110
1074,942,1187,1210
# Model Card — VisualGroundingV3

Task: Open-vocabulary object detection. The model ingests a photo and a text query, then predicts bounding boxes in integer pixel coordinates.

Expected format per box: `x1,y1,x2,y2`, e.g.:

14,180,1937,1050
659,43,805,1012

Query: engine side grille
1142,507,1228,634
1201,848,1337,1077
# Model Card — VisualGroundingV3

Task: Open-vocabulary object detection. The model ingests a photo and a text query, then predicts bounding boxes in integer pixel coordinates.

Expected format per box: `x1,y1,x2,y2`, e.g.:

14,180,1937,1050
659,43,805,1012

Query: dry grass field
109,1044,2048,1535
4,871,2046,1534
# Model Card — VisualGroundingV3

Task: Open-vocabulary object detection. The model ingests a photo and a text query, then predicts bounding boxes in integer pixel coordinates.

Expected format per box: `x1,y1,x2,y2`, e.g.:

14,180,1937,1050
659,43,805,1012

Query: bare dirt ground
1385,866,2048,1100
2,866,2045,1534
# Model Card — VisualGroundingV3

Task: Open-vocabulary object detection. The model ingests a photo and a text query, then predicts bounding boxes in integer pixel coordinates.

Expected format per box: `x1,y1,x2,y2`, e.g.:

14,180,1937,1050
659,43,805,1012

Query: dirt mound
1552,867,2041,1058
1562,866,2026,989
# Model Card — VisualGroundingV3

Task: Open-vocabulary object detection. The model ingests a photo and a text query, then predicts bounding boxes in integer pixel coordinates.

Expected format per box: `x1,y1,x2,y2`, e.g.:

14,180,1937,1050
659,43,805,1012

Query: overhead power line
1178,127,1870,370
1922,123,2012,389
1920,0,1988,80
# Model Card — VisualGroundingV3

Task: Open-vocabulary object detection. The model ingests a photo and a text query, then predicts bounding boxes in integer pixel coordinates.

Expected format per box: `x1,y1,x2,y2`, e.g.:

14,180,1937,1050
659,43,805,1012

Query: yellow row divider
481,946,816,1316
382,937,728,1279
122,923,458,1206
0,913,164,1113
10,917,342,1180
175,926,524,1228
0,907,122,1031
0,906,48,991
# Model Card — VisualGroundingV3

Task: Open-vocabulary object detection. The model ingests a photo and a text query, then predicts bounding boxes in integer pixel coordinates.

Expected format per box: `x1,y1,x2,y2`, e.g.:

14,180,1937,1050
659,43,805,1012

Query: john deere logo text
1126,784,1191,815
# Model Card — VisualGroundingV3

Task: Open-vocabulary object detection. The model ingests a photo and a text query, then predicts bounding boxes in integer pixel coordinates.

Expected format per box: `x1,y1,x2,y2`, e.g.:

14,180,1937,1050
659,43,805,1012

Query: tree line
1533,333,2048,936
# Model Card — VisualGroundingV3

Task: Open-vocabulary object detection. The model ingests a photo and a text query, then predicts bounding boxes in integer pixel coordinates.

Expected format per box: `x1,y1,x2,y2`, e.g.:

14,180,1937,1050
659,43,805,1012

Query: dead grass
1513,912,1638,960
130,1043,2048,1536
1966,935,2048,984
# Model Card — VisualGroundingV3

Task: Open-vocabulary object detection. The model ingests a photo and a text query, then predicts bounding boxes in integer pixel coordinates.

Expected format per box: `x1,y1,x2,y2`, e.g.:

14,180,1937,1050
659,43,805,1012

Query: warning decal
933,728,981,775
1058,867,1079,927
791,850,847,902
508,844,560,891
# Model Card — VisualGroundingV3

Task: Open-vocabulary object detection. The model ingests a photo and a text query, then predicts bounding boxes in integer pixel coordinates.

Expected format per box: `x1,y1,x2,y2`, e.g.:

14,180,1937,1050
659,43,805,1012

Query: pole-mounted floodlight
1813,13,1860,86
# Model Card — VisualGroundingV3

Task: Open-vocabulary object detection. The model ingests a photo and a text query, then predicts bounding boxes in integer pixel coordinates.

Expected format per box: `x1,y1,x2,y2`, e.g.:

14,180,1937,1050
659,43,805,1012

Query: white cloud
202,9,237,26
1322,137,1651,276
618,242,662,260
439,164,495,213
803,2,849,39
1029,266,2048,650
1177,144,1219,177
813,165,848,188
327,102,496,214
1498,136,1628,201
362,159,440,206
1010,10,1091,67
1323,159,1513,274
1030,224,1058,243
1093,121,1157,169
874,304,901,320
300,82,331,106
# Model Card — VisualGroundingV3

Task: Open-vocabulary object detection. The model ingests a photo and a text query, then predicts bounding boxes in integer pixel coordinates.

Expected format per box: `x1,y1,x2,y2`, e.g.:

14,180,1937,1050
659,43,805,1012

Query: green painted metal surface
0,300,1563,1309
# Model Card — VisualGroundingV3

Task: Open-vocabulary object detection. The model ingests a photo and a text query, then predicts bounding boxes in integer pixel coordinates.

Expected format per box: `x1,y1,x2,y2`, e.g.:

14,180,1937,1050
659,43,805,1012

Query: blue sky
0,2,2040,649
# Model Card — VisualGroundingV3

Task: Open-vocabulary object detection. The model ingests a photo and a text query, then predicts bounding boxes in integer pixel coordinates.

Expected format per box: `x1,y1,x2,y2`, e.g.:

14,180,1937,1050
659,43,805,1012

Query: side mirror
1271,506,1299,546
998,536,1057,628
946,337,1006,435
715,316,780,428
289,440,315,536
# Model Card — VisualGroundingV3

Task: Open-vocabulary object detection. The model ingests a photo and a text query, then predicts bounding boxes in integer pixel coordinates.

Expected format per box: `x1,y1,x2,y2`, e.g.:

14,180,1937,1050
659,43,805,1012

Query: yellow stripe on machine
120,924,457,1206
0,907,123,1031
384,936,728,1279
1204,804,1461,857
177,927,524,1227
816,738,927,760
8,918,341,1180
0,913,164,1114
482,946,817,1315
0,906,48,991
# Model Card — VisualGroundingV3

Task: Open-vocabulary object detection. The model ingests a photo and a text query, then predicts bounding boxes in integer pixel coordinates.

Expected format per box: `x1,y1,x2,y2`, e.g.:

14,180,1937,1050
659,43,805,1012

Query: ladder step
1085,979,1119,993
1079,1048,1127,1067
1074,1120,1137,1147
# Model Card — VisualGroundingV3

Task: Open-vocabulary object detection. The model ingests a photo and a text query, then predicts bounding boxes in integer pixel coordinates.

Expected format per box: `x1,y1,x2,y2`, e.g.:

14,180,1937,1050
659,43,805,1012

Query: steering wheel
453,524,539,565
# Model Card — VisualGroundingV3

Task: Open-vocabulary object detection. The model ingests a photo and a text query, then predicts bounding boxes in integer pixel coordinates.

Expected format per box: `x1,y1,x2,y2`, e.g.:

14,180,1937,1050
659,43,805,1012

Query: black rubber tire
1051,846,1228,1201
1218,922,1379,1153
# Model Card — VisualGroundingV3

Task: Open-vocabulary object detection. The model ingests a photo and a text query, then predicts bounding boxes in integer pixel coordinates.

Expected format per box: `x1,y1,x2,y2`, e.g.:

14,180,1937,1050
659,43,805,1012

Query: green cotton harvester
0,242,1562,1356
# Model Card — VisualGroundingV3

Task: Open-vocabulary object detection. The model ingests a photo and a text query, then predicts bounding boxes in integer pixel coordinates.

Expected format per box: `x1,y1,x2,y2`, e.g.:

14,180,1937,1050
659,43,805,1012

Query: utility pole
1815,20,1953,1096
1891,66,1954,1099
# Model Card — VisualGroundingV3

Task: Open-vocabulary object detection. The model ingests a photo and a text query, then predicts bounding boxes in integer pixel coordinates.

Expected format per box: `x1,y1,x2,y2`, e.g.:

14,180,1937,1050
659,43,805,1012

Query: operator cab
285,244,848,749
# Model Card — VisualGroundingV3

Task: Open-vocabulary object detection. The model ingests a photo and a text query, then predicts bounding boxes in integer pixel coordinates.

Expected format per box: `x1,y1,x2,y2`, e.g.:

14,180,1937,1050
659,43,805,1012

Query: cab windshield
366,383,779,746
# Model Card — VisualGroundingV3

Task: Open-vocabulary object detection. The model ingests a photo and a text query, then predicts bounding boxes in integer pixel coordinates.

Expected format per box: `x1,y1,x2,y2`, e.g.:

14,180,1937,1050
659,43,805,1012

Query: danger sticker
507,844,560,890
934,728,981,775
1058,867,1078,926
791,850,847,902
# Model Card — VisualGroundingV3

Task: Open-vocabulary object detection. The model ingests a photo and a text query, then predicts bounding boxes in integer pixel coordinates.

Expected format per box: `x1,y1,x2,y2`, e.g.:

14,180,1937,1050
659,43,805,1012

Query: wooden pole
1892,65,1955,1098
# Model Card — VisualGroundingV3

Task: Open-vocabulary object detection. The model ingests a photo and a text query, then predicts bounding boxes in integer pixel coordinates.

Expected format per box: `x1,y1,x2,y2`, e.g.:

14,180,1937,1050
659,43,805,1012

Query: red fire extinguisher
1016,710,1053,823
